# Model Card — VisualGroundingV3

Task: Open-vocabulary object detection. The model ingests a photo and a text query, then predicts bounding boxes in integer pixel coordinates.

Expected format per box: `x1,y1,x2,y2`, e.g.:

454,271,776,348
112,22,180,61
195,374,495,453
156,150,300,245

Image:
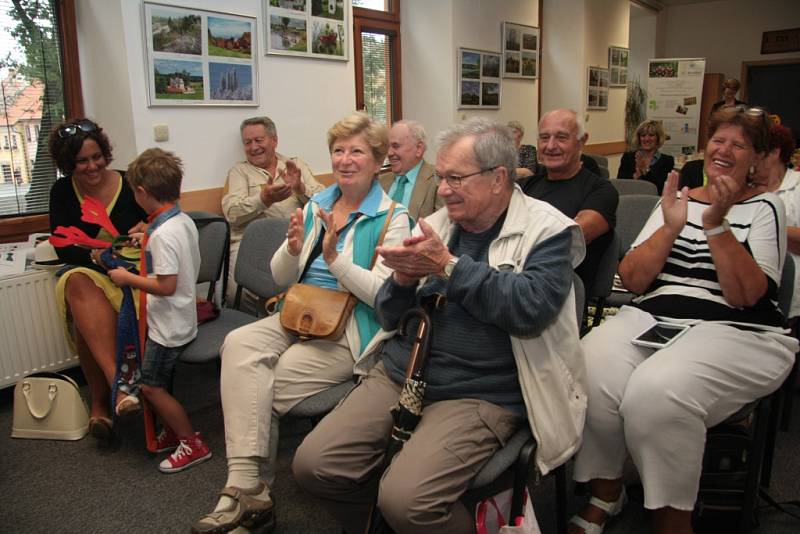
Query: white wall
77,0,356,192
403,0,540,151
660,0,800,79
583,0,628,144
628,2,657,92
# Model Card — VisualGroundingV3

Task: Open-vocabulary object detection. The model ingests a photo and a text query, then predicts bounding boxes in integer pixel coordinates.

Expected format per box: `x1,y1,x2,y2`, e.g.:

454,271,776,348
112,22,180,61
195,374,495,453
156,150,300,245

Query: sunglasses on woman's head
57,119,98,139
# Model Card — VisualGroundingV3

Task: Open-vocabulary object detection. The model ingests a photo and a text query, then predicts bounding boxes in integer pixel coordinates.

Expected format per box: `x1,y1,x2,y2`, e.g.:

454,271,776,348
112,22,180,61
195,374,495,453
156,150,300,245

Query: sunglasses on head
57,119,98,139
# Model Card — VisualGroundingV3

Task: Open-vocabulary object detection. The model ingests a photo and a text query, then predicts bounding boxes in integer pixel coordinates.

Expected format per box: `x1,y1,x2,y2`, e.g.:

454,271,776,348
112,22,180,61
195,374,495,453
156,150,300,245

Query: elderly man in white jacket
293,117,587,534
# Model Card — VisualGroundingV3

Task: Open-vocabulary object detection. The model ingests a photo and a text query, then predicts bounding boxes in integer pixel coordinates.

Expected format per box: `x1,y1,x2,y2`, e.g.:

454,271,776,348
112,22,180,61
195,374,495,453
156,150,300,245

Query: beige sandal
191,483,273,534
115,394,141,417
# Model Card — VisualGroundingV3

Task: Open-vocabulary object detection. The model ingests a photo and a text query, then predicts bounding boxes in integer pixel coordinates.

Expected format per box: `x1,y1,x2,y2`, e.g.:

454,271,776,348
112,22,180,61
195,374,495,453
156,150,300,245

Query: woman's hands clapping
661,171,689,238
287,208,305,256
317,208,339,265
702,174,739,228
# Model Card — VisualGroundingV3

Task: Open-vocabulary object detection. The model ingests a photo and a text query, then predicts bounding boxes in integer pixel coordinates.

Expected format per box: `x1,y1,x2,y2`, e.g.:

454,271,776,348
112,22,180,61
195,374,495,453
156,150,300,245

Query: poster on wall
458,48,502,109
502,22,539,79
143,2,258,107
587,66,609,111
646,58,706,157
265,0,349,61
608,46,628,87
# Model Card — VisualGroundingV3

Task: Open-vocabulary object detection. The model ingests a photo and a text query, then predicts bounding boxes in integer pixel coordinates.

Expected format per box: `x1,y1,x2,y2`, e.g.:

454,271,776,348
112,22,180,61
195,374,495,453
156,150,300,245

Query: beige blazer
379,160,443,221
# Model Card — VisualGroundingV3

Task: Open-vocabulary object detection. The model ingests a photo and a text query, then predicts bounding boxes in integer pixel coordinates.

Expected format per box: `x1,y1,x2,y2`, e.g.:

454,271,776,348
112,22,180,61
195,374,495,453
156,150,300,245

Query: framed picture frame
143,2,258,107
608,45,629,87
265,0,349,61
502,22,539,79
458,47,502,109
587,66,609,111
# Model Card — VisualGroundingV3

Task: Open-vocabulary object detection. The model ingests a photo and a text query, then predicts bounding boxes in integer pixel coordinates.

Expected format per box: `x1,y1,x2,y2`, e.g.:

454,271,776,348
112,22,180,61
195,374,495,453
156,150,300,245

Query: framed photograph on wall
458,47,502,109
265,0,349,61
502,22,539,79
143,2,258,106
608,45,629,87
587,66,609,110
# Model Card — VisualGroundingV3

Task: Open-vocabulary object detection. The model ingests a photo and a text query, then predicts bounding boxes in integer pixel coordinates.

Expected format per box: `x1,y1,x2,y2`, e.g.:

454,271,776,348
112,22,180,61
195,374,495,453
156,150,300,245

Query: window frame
353,1,402,123
0,0,83,243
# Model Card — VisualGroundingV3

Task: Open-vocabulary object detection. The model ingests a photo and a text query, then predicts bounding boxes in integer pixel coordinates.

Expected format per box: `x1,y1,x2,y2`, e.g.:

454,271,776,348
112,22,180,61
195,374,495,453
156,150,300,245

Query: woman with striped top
568,108,799,534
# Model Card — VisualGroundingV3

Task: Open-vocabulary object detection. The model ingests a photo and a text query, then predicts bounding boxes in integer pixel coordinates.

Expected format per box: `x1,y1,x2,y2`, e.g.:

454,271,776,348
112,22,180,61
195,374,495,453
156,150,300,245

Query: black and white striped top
630,192,786,328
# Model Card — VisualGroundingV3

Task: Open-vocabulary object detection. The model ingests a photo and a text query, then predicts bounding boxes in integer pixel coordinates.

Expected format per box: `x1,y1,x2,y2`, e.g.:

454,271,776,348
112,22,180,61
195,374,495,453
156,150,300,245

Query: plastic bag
475,487,541,534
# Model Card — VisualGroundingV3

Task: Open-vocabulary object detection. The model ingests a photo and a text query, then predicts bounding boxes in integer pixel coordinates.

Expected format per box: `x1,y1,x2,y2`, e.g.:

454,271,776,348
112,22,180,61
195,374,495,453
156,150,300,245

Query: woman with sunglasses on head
48,118,147,439
568,107,798,534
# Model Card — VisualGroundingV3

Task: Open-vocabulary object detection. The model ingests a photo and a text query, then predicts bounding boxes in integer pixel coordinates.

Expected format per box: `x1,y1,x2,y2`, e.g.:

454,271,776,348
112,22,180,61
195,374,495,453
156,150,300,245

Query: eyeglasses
57,119,98,139
433,166,498,189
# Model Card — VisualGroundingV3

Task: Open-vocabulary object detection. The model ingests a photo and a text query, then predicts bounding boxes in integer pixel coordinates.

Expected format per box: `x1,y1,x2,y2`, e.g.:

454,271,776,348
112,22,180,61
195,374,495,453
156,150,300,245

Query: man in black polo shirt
520,108,618,289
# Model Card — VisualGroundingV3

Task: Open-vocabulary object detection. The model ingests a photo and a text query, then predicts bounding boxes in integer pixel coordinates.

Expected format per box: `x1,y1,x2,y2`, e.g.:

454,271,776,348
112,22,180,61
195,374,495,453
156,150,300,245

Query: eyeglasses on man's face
57,119,98,139
434,166,499,189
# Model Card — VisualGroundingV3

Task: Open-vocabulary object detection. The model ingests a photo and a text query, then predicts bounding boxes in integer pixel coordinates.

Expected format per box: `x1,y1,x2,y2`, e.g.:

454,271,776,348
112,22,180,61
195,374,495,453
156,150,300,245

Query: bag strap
21,379,58,420
369,201,397,269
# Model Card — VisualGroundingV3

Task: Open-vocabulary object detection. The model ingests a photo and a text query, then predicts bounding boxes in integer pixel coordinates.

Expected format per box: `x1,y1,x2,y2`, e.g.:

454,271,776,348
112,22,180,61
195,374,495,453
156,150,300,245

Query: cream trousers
573,306,797,510
220,313,355,459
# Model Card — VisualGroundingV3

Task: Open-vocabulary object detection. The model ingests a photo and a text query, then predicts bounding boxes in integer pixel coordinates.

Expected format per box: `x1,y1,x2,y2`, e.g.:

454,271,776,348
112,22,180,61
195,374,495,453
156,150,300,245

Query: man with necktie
380,120,443,221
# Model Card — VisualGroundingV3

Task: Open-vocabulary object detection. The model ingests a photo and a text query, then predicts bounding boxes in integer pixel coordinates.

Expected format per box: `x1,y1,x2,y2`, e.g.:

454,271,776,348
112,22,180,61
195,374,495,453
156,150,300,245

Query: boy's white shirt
146,212,201,347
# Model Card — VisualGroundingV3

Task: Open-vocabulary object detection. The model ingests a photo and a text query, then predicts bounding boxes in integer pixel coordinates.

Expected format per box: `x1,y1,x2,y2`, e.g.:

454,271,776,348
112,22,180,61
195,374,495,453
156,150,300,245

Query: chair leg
740,397,772,533
592,297,606,330
779,355,798,431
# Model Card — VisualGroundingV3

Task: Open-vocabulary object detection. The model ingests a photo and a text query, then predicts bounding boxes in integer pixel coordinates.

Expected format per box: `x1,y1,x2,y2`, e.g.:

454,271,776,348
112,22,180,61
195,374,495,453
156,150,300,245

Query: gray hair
507,120,524,136
240,116,277,138
393,119,427,151
437,117,518,186
540,109,586,140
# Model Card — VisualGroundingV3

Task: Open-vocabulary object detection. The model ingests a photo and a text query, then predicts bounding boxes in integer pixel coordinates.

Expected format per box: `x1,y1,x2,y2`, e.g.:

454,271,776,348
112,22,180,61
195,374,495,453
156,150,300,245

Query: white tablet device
631,321,691,349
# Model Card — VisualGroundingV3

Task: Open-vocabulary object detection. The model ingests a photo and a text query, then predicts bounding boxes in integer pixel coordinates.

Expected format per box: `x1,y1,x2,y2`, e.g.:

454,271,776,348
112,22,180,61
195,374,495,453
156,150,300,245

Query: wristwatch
441,256,459,280
703,219,730,237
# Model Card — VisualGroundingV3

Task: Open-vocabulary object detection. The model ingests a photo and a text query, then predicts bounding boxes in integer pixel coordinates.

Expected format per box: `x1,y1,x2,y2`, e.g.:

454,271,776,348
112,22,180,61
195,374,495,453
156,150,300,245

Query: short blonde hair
633,119,666,150
327,112,389,163
722,78,741,92
507,120,524,136
126,148,183,202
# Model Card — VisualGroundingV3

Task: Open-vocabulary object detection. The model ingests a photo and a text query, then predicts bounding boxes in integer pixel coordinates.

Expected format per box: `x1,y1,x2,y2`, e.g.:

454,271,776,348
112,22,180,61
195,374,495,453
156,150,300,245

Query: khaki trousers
292,362,522,534
220,313,355,459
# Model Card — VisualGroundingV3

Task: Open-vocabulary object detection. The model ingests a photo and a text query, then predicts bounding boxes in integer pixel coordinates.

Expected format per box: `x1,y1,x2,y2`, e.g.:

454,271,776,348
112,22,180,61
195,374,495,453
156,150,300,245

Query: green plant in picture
625,76,647,149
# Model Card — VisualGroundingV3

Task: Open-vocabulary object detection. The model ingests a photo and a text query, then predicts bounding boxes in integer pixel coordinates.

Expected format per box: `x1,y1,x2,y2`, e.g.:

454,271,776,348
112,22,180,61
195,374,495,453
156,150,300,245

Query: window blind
361,31,393,126
0,0,63,218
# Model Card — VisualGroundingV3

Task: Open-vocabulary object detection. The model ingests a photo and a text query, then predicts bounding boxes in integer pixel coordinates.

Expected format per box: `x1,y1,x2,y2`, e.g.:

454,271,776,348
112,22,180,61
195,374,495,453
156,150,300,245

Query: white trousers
220,313,355,460
573,306,797,510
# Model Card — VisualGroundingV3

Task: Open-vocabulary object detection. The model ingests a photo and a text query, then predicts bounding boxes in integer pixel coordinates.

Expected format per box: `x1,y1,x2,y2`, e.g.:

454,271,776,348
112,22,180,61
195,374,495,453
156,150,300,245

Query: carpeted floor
1,362,799,534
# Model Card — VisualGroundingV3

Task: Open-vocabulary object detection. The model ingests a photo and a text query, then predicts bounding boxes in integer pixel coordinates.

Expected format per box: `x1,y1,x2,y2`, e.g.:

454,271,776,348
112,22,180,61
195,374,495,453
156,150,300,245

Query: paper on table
0,247,27,277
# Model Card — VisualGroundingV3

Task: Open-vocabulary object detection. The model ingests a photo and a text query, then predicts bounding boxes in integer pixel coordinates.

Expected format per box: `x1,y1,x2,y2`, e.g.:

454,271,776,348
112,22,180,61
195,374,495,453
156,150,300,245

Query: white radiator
0,269,77,389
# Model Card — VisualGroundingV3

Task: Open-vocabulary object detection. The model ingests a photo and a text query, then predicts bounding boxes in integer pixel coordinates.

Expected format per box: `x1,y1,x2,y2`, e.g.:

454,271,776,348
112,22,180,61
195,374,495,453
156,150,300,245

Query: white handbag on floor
11,372,89,440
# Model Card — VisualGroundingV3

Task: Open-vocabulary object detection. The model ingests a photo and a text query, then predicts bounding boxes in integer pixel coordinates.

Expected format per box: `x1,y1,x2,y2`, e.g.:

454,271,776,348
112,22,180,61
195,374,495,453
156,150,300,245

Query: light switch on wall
154,124,169,142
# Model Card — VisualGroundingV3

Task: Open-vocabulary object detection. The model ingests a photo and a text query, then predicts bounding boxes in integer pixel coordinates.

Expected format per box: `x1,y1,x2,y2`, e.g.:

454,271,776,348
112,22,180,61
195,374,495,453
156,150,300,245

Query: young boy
109,148,211,473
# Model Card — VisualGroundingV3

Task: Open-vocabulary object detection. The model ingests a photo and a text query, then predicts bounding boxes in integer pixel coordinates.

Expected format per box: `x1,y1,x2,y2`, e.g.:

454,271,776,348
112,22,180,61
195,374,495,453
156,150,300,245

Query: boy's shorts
141,338,189,389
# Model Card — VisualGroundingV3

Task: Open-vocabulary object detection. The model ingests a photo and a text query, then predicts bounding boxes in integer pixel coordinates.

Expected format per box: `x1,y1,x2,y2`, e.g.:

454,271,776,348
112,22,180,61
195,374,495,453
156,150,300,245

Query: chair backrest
615,194,660,259
234,218,290,302
586,230,620,300
595,166,610,180
778,253,795,319
585,153,608,170
610,178,658,196
188,211,230,301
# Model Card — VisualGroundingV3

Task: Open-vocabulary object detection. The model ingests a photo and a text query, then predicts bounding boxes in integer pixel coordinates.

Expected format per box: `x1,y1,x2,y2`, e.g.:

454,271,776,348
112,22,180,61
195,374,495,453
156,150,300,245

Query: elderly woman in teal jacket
193,112,411,534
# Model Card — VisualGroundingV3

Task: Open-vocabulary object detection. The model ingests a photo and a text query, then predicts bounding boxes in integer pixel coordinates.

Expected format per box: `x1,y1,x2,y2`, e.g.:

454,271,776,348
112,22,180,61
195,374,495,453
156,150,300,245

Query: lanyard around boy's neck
146,203,181,236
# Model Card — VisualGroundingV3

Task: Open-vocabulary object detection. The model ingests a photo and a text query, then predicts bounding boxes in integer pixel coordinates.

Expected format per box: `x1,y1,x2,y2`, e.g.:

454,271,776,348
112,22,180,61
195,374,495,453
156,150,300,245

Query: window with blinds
361,32,393,125
354,0,400,126
0,0,64,218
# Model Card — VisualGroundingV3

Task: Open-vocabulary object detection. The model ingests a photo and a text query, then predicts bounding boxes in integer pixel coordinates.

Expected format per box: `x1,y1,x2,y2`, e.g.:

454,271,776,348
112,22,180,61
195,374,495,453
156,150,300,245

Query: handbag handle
21,380,58,420
369,201,397,269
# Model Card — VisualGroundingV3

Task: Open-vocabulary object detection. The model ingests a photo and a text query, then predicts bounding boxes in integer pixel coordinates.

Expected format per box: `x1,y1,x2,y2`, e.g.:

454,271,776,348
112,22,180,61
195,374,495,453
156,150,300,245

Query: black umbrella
365,293,446,534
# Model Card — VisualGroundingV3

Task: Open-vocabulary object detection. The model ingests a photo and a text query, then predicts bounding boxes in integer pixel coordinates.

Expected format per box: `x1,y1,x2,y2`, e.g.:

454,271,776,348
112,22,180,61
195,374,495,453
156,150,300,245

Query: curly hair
767,124,796,166
48,118,113,175
327,111,389,163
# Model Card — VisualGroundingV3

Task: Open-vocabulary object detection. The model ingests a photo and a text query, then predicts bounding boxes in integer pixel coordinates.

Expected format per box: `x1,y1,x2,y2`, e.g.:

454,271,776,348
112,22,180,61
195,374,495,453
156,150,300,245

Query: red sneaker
155,427,180,453
159,433,212,473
